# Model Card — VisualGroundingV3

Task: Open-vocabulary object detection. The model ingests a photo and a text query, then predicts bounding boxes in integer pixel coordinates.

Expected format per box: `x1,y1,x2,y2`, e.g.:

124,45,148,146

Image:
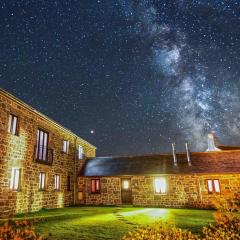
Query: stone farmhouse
0,88,96,216
0,88,240,216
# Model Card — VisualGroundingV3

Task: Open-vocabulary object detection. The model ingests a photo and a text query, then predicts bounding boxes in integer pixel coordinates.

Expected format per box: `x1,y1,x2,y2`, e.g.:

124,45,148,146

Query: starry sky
1,1,240,156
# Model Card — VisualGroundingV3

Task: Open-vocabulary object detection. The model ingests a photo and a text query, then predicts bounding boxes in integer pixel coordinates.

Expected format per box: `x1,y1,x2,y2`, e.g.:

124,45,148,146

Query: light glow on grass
147,208,169,218
121,208,152,216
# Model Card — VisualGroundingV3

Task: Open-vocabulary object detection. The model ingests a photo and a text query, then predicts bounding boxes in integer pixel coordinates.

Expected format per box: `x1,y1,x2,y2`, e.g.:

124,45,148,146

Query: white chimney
206,133,221,152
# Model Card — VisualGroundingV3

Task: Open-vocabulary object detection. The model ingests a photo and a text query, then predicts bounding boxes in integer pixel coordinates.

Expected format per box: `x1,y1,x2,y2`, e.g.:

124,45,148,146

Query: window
10,168,21,190
63,140,69,153
91,179,100,194
67,176,71,191
78,146,84,159
39,172,46,190
122,180,130,189
8,114,18,135
35,129,49,161
207,179,220,193
154,177,167,194
54,174,60,190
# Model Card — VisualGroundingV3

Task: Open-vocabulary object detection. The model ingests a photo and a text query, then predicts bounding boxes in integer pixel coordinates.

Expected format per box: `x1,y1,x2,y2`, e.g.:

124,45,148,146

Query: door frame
121,178,132,204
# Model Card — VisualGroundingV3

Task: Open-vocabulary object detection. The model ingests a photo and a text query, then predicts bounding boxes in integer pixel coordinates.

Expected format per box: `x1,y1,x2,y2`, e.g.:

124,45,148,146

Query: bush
122,222,200,240
202,216,240,240
202,192,240,240
0,220,45,240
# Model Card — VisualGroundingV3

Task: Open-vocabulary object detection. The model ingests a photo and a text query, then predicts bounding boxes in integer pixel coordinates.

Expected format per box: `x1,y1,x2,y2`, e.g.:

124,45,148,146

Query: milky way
0,1,240,155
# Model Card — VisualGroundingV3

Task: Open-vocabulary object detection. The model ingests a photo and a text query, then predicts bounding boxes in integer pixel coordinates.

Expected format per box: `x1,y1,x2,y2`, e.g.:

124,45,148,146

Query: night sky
1,1,240,156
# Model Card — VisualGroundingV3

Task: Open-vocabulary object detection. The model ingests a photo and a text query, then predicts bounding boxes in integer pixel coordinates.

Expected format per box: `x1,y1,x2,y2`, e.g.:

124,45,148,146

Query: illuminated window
8,114,18,135
10,168,21,190
67,176,71,191
78,146,84,159
122,180,130,189
39,172,46,190
63,140,69,153
154,177,167,194
54,174,60,190
91,179,100,194
207,179,220,193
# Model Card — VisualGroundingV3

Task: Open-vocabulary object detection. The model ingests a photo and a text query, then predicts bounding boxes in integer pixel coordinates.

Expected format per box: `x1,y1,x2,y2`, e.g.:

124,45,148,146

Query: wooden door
121,178,132,204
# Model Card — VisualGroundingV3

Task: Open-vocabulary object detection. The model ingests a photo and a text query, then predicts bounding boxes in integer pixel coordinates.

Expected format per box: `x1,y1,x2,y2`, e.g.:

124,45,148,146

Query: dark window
34,129,53,164
207,179,220,193
91,179,100,194
67,176,71,191
39,172,46,190
8,114,18,135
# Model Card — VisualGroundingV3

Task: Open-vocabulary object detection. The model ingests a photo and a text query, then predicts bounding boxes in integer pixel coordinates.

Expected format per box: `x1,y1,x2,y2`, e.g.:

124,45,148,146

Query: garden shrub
202,192,240,240
202,216,240,240
0,220,45,240
122,222,200,240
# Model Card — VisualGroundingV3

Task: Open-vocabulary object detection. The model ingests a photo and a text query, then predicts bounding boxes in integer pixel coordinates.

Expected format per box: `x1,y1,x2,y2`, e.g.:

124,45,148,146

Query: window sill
39,189,47,192
61,151,68,154
35,159,53,166
8,132,19,137
154,193,167,195
10,189,21,192
90,192,101,195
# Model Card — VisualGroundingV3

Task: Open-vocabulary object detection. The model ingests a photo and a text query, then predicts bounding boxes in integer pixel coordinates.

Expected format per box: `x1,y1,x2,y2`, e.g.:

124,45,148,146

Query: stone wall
0,89,96,216
78,177,121,205
79,174,240,208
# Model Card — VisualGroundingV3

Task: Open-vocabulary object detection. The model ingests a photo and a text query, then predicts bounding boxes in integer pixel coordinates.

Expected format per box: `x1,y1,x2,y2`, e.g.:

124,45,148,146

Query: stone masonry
0,89,96,216
78,173,240,208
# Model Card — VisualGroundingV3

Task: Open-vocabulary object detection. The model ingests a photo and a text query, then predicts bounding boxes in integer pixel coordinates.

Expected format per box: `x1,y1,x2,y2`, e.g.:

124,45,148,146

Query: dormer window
8,114,18,135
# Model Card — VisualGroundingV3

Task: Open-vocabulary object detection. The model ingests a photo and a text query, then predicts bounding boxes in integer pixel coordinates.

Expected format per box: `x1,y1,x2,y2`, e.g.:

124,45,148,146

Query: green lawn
10,206,215,240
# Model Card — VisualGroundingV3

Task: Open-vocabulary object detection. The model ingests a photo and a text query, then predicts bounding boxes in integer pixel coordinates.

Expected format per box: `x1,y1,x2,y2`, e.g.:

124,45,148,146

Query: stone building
0,88,240,216
0,88,96,216
79,150,240,208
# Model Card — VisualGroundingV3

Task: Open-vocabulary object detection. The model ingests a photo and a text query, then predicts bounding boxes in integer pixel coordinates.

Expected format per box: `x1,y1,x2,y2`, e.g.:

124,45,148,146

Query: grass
4,206,215,240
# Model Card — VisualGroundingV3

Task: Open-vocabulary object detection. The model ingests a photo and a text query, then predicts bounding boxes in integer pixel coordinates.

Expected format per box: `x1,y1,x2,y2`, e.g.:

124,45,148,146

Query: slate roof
217,145,240,150
79,150,240,177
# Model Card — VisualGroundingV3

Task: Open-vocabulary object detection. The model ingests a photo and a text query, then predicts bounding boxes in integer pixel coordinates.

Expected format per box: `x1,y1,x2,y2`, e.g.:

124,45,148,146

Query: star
0,0,240,155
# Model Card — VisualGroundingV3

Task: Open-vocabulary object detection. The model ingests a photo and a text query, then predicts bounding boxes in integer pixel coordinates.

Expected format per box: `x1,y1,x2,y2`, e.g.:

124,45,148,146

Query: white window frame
78,146,84,159
91,179,100,194
10,168,21,190
39,172,46,190
54,174,60,190
8,114,18,135
63,140,69,153
154,177,167,194
207,179,220,193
